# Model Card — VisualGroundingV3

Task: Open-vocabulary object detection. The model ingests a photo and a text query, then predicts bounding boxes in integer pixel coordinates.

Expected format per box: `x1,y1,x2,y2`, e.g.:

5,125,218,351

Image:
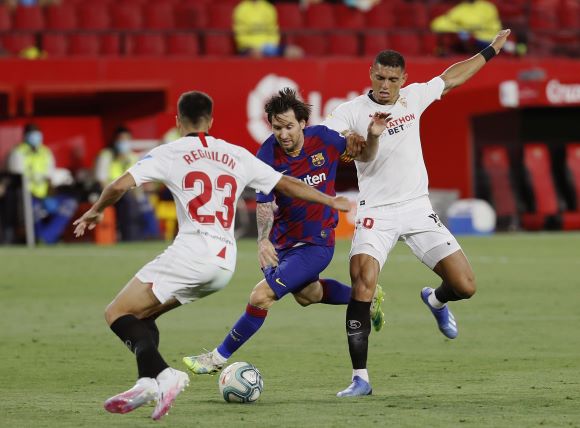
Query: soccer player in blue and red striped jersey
183,88,391,374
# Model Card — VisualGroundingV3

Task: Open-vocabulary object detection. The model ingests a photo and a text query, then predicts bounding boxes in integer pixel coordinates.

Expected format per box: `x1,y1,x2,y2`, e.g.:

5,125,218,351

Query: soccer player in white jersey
323,29,512,397
73,91,351,419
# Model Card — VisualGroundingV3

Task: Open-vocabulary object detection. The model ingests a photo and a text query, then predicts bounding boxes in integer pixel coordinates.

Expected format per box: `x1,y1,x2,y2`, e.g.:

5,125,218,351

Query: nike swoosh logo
347,332,362,336
275,278,286,287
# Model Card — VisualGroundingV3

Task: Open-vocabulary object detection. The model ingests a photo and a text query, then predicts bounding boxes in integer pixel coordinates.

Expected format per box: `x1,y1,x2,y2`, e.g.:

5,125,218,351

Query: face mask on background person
115,139,131,155
26,130,43,149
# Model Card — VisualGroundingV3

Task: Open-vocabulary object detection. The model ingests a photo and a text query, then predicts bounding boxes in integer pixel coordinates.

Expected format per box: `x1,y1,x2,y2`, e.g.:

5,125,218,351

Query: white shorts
136,234,234,305
350,195,461,270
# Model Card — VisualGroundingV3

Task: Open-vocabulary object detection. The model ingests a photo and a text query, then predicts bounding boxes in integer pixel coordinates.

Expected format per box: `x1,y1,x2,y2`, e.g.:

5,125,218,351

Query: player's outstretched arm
256,202,278,268
358,112,392,162
274,176,351,212
440,29,510,96
73,172,136,237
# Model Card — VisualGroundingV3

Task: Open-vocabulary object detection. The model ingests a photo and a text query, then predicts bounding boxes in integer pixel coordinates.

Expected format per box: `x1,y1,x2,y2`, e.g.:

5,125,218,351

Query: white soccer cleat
104,377,159,414
151,368,190,420
183,351,224,375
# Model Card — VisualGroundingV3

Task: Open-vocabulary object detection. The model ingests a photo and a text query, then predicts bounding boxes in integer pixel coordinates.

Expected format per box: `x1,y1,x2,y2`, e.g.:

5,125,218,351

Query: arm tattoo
256,202,274,241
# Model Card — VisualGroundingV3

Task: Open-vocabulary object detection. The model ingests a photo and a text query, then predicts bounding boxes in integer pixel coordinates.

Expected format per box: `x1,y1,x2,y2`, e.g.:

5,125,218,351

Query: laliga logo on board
247,73,362,145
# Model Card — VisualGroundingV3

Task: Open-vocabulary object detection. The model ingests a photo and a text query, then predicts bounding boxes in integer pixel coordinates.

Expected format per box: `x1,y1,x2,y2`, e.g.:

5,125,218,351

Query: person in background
233,0,303,58
94,126,159,241
7,123,77,244
431,0,502,53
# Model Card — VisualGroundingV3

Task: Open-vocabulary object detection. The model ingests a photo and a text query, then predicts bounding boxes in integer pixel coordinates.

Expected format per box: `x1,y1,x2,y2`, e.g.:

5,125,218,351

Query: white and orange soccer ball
218,362,263,403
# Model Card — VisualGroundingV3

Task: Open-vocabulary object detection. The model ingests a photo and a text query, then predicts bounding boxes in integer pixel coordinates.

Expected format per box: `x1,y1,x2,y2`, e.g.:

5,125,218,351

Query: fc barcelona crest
311,152,325,167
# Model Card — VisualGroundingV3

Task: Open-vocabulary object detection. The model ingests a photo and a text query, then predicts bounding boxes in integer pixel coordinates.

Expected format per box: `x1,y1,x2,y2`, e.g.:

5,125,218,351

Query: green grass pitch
1,234,579,427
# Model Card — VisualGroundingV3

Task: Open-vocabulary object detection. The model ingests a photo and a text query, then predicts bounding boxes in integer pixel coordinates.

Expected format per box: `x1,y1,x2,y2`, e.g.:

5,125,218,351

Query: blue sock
320,278,351,305
217,304,268,359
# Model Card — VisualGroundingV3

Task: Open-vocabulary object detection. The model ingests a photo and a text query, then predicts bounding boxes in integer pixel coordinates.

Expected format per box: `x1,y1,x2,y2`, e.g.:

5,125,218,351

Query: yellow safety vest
14,143,53,198
102,150,137,183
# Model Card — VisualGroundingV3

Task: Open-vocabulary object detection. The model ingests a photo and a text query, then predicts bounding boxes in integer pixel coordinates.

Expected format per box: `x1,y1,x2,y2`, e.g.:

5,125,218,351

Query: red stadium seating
1,33,36,55
167,33,199,56
0,5,10,31
110,3,143,30
304,3,335,30
481,145,519,229
143,3,175,30
100,33,120,56
390,33,422,56
521,143,580,230
364,2,395,29
76,4,110,30
329,33,359,57
174,3,208,30
207,3,234,30
334,5,365,30
13,5,44,31
394,2,428,29
68,33,100,56
565,143,580,210
204,33,235,56
275,3,303,31
45,5,77,30
288,34,328,56
362,32,389,57
558,0,580,29
42,33,68,57
127,34,166,56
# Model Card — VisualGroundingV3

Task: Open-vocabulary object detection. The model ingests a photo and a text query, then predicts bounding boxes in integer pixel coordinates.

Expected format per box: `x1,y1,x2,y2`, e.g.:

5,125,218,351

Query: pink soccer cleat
104,377,159,414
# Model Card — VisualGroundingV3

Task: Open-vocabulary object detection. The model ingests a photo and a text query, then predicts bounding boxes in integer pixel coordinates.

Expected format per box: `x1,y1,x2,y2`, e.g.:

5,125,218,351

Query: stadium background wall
0,57,579,198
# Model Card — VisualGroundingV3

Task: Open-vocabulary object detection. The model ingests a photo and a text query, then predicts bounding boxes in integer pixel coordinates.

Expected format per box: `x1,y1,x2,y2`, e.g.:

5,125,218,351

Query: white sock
212,348,228,364
352,369,369,383
428,290,445,309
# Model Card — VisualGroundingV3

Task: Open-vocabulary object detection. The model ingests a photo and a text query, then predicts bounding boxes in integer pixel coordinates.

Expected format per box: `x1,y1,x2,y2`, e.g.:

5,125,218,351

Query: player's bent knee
249,286,275,309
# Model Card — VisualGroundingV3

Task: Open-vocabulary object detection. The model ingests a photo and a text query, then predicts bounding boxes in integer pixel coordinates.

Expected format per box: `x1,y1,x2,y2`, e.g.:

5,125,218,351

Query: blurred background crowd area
0,0,578,59
0,0,579,246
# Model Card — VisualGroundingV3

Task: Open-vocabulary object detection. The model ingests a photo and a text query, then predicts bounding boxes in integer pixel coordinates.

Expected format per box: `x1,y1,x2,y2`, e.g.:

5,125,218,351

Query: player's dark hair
178,91,213,126
264,88,311,124
374,50,405,70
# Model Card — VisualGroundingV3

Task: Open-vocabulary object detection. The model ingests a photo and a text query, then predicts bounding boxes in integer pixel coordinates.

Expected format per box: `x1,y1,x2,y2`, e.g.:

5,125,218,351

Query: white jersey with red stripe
128,132,282,271
323,76,445,208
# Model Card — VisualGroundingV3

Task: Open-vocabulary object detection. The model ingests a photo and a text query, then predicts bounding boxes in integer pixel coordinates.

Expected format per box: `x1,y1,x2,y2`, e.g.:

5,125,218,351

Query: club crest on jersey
398,97,407,108
311,152,325,167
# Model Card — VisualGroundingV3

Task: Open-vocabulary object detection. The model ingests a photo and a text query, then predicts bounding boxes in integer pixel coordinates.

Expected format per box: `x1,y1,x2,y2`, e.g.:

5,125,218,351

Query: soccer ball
218,362,263,403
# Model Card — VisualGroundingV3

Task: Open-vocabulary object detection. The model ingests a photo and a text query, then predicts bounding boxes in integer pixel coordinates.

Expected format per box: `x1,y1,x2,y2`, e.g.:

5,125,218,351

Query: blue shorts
262,244,334,300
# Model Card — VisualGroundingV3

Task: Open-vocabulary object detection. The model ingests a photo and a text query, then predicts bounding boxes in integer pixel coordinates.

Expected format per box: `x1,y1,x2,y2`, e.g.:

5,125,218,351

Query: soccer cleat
370,284,386,332
103,377,159,414
182,352,224,375
151,368,189,421
420,287,458,339
336,376,373,397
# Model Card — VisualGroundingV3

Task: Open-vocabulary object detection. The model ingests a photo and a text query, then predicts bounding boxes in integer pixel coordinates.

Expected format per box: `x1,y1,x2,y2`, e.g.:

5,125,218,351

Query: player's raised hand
258,238,279,268
73,208,103,237
491,29,511,53
342,132,366,161
332,196,351,212
368,112,392,137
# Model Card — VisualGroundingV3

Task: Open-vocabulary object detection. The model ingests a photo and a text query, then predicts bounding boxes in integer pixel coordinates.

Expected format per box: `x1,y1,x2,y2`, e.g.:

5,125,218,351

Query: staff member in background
7,123,77,244
94,126,159,241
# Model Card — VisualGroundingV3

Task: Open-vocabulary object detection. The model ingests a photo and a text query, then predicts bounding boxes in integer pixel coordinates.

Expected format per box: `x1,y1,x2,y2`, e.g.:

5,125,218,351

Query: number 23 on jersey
183,171,238,229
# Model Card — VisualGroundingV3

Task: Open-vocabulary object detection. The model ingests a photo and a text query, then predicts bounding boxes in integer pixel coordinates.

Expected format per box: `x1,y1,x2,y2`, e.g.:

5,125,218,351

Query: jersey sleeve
322,102,353,134
414,76,445,114
255,142,276,203
127,146,172,186
240,147,282,196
